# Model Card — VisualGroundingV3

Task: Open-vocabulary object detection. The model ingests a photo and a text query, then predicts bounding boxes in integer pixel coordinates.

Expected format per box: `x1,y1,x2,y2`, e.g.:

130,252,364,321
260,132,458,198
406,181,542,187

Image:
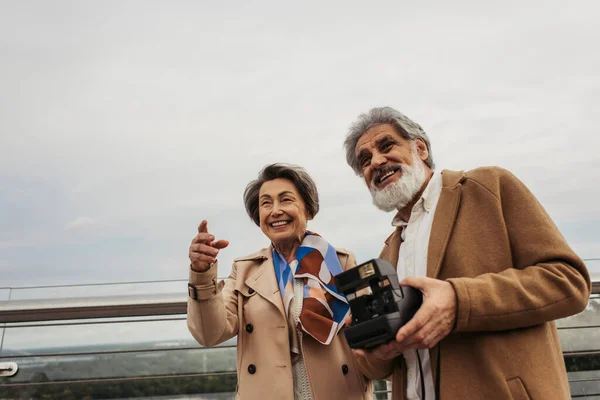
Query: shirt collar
391,169,442,227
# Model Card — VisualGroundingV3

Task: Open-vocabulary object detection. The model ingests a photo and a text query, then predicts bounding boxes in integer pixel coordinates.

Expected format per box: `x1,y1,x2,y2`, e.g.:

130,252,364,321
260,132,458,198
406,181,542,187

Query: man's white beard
369,152,427,212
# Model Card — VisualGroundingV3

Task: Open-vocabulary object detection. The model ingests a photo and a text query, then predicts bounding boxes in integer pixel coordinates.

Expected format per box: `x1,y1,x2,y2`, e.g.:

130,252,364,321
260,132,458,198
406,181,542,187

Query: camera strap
416,349,426,400
435,344,441,399
415,345,441,400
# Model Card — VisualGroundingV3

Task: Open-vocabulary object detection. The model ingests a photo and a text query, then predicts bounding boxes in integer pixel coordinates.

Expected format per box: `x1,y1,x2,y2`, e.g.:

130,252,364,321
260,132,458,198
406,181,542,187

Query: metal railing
0,278,597,324
0,275,598,399
0,292,187,323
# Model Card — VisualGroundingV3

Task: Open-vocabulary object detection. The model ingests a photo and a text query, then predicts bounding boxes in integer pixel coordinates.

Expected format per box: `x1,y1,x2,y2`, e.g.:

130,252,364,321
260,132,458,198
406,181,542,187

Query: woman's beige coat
187,247,373,400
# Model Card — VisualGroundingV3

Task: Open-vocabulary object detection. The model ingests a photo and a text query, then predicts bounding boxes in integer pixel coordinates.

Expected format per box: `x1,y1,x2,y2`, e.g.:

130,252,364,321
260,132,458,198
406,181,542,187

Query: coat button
342,364,349,375
248,364,256,374
246,324,254,333
248,288,255,294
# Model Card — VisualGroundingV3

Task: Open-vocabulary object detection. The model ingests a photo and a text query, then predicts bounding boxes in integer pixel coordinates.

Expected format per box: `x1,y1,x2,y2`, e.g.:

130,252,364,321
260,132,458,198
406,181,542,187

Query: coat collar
235,247,286,321
379,169,465,279
426,169,464,278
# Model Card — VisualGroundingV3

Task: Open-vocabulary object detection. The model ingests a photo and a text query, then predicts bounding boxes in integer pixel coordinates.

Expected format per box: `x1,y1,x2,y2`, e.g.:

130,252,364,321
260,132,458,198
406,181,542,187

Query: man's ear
415,138,429,162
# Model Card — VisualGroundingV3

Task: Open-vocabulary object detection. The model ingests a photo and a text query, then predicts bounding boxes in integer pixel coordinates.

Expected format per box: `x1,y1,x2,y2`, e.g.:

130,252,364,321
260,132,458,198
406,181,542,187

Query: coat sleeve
341,250,395,380
447,168,591,332
187,261,240,347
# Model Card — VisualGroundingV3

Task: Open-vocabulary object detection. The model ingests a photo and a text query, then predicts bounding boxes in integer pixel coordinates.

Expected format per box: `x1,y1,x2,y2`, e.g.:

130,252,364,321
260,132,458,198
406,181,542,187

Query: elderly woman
186,163,374,400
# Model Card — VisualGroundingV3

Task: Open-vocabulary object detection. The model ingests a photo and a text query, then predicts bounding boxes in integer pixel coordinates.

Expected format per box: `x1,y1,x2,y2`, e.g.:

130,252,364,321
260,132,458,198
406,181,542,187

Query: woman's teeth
271,221,289,227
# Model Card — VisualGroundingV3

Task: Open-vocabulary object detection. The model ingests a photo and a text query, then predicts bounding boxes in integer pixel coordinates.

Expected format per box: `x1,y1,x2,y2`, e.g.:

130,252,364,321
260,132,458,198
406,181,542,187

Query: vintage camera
335,258,423,349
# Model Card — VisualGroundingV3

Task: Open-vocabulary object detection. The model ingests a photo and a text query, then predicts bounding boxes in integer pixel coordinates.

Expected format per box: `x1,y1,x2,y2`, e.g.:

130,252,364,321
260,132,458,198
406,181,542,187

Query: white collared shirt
392,170,443,400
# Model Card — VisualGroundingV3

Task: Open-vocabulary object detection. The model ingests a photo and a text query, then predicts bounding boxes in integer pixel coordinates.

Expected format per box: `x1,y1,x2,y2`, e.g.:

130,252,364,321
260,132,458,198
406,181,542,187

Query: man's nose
371,152,387,168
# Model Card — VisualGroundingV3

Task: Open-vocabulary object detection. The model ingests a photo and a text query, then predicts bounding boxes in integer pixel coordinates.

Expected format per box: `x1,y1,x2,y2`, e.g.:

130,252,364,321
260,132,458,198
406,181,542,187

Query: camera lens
368,299,380,313
383,291,391,304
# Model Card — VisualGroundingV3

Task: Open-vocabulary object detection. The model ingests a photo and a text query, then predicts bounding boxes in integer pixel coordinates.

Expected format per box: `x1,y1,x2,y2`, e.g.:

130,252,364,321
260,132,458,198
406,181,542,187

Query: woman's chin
269,230,304,249
271,234,295,245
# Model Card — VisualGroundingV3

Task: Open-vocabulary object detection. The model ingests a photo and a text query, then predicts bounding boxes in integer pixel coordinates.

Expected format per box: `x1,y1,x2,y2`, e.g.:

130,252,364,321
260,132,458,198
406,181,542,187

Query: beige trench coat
187,246,374,400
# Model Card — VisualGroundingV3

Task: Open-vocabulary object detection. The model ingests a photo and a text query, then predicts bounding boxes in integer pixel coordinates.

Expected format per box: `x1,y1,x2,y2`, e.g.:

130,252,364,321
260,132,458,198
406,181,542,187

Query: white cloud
64,217,98,232
0,240,28,250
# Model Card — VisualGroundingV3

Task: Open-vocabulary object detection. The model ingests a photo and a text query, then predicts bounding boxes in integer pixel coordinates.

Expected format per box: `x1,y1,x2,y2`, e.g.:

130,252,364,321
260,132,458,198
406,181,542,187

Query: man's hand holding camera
394,277,456,350
349,277,457,361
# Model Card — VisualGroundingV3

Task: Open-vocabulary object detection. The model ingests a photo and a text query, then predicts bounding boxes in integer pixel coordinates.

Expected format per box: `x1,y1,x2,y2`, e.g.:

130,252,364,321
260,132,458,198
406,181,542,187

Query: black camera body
335,258,423,349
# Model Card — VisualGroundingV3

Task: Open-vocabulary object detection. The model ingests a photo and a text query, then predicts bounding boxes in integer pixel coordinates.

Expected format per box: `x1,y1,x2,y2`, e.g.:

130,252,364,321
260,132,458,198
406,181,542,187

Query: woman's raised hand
189,220,229,272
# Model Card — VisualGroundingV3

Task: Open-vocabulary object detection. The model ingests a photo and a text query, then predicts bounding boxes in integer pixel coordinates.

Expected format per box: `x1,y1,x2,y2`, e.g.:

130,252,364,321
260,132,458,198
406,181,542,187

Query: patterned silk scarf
273,231,350,345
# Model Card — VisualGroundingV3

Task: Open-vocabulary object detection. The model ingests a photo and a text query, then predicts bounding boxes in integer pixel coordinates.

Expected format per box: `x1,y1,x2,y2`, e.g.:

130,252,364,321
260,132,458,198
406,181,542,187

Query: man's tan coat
187,247,373,400
356,167,591,399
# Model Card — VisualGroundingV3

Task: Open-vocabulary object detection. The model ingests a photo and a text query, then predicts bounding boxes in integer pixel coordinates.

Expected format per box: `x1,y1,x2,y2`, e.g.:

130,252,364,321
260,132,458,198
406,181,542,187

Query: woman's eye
282,198,292,203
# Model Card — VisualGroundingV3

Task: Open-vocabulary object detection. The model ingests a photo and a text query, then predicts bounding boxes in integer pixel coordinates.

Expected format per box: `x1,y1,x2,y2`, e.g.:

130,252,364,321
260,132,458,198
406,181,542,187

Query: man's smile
374,166,402,188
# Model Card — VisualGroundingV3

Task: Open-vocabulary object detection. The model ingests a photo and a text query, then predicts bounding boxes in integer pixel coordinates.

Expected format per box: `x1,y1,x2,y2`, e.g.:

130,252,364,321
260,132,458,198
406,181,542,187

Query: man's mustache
372,164,403,185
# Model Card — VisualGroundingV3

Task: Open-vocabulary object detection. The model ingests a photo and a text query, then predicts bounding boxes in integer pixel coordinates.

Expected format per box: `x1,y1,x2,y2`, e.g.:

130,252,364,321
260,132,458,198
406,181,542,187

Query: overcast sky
1,0,599,295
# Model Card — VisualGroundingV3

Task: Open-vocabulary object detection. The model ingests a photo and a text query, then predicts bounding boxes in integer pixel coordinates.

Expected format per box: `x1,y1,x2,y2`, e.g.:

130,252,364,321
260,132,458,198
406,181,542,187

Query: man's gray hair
243,163,319,226
344,106,435,175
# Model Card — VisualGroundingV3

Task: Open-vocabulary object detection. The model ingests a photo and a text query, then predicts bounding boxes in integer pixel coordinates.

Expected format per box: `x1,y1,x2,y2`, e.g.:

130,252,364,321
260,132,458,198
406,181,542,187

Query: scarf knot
273,231,350,345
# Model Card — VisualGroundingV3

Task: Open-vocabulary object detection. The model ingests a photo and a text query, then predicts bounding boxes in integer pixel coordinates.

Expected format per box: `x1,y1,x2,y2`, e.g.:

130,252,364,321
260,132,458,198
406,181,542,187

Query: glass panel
558,295,600,355
3,347,236,384
568,370,600,398
0,374,237,399
7,314,183,327
0,325,5,354
557,295,600,328
565,352,600,372
560,327,600,353
5,278,228,301
373,380,390,400
585,259,600,283
1,317,235,356
7,281,187,300
0,289,10,301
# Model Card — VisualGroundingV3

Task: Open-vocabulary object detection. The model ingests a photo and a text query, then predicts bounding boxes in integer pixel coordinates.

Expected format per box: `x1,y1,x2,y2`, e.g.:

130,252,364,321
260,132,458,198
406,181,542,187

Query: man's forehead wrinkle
357,130,385,149
359,132,376,145
356,131,397,155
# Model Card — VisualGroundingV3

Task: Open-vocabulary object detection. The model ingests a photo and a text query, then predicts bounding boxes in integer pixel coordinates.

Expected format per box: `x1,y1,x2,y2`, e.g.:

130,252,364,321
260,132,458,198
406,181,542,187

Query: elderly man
344,107,590,400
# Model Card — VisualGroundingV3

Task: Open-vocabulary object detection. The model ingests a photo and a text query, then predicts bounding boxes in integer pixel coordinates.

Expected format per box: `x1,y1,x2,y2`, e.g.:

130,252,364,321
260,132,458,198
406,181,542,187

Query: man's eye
381,142,393,152
360,157,371,167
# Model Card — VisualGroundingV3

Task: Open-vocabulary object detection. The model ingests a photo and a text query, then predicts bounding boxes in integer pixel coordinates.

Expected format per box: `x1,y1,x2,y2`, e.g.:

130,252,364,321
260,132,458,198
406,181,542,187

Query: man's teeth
379,170,396,182
271,221,289,227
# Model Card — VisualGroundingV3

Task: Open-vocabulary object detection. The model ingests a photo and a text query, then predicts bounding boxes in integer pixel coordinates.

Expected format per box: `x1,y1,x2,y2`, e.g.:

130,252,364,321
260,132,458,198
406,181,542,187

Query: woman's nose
271,203,283,216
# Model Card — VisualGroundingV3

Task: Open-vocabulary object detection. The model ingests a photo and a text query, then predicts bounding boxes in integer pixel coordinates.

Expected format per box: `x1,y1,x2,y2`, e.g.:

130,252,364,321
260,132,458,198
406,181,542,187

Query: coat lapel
426,169,464,279
379,227,403,269
242,248,287,321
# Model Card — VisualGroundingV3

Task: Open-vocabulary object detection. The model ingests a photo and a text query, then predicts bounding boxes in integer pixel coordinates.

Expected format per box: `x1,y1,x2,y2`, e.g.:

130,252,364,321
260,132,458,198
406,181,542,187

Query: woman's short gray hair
243,163,319,226
344,106,435,175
